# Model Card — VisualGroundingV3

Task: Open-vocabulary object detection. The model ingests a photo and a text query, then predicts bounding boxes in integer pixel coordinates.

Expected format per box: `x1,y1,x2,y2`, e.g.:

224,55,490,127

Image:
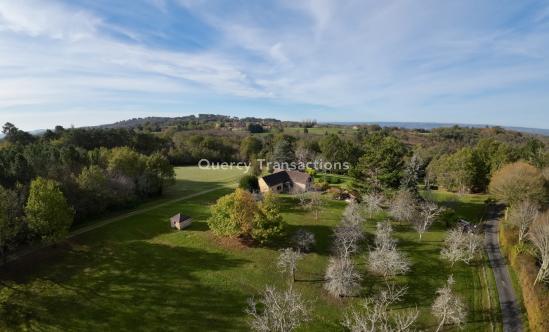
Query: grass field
0,168,500,331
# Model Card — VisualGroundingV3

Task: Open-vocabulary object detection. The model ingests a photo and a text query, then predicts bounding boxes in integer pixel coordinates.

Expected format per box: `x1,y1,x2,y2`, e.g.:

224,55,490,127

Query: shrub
239,175,259,192
314,181,329,191
500,223,549,331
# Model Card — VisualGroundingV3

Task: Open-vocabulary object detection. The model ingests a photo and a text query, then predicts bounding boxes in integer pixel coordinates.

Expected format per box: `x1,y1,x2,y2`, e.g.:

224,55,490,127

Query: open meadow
0,168,500,331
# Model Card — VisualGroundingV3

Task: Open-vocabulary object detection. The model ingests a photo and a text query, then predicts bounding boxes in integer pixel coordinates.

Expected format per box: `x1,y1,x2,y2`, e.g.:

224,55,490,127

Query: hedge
499,223,549,331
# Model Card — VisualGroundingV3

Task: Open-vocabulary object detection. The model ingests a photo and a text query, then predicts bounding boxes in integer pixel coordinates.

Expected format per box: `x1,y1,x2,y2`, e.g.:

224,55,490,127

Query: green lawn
0,170,500,331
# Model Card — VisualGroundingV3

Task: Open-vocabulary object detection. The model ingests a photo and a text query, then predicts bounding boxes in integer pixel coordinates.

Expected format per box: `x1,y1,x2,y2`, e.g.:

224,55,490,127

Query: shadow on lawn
0,241,250,331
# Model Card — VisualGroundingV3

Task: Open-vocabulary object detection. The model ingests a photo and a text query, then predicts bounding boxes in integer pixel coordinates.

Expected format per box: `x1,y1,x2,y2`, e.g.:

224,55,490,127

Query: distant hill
95,114,283,129
328,121,549,136
2,117,547,138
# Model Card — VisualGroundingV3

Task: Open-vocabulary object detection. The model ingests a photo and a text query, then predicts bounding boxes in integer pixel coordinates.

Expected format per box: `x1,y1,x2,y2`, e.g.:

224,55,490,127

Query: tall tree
271,139,295,165
240,136,263,161
0,186,21,261
25,177,74,244
354,134,407,191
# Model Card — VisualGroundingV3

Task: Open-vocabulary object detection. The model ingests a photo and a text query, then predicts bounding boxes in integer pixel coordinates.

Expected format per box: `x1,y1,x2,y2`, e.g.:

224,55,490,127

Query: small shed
170,213,193,230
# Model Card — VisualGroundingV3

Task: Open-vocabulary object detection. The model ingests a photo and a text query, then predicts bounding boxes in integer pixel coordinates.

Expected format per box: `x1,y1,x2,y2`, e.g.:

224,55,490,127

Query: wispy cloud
0,0,548,129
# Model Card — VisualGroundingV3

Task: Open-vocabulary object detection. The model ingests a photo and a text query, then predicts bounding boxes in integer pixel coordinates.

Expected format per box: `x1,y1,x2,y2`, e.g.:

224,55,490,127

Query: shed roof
170,213,192,222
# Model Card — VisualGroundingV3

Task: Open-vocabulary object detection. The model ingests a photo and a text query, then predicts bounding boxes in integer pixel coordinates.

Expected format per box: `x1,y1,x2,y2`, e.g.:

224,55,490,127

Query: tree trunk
435,316,446,332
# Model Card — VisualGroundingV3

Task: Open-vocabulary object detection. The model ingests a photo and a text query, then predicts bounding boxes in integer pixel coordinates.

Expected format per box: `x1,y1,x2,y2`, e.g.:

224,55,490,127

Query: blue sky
1,0,549,130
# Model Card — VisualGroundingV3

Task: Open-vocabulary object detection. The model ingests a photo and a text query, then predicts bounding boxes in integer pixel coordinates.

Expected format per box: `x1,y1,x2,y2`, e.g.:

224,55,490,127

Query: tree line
0,123,174,262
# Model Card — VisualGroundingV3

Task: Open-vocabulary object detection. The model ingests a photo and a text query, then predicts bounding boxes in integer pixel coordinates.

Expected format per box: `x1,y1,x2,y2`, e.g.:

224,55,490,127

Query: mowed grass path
0,169,499,331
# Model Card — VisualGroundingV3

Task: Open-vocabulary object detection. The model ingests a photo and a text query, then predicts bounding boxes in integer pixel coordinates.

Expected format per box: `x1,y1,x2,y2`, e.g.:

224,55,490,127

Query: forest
1,118,548,255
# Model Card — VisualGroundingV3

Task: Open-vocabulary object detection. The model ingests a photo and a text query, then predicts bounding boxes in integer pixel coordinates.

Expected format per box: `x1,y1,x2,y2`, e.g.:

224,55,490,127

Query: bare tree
277,248,303,282
374,221,397,251
343,284,418,332
343,201,365,226
362,192,385,219
307,191,325,221
389,190,417,223
295,191,310,209
440,228,483,266
431,276,467,332
414,201,443,240
507,200,539,244
368,221,410,282
368,247,410,281
333,222,364,258
324,256,362,297
246,285,310,332
529,211,549,285
291,229,316,253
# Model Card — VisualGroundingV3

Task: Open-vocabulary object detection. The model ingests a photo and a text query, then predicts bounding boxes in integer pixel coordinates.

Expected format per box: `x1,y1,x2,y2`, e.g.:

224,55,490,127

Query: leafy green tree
107,147,145,178
427,147,484,193
247,123,264,133
271,139,295,165
0,186,21,261
75,165,111,218
473,138,518,188
240,136,263,161
521,138,547,168
319,134,360,173
146,152,175,184
252,193,286,244
25,177,74,244
2,123,35,145
353,134,407,191
208,189,286,244
208,189,257,237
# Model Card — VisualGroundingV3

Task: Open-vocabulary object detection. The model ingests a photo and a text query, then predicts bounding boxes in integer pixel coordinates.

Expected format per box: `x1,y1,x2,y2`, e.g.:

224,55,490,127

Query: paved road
484,206,523,332
2,175,239,266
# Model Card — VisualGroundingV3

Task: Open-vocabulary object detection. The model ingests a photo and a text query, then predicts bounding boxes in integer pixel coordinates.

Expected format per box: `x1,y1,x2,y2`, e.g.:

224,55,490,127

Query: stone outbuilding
258,170,313,194
170,214,193,230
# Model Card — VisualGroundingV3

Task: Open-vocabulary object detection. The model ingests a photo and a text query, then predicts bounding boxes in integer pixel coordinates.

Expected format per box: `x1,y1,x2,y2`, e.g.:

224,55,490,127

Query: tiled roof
261,170,311,187
261,171,291,187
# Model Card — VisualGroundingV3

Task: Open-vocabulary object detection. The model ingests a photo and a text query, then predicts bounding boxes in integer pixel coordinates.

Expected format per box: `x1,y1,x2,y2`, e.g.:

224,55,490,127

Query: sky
1,0,549,130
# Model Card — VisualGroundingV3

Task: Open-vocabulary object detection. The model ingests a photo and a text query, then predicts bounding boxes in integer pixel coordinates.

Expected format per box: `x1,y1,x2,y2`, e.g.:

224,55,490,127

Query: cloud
0,0,549,129
0,0,100,40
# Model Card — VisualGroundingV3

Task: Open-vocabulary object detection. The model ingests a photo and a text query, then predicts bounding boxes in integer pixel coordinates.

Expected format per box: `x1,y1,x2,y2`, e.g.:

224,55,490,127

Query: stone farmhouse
258,170,313,194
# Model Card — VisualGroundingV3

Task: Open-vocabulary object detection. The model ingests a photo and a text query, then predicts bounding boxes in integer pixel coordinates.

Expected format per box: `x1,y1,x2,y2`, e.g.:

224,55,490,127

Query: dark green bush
239,175,259,192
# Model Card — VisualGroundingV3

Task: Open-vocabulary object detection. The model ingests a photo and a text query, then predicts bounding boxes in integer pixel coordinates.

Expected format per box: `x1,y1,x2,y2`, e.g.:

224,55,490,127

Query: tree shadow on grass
0,241,251,331
280,224,335,256
276,196,309,215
